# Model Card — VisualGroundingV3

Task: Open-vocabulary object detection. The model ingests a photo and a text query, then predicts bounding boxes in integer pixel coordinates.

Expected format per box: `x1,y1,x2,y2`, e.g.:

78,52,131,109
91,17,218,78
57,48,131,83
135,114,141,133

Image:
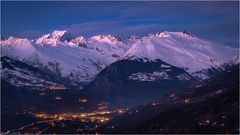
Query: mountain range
1,30,239,90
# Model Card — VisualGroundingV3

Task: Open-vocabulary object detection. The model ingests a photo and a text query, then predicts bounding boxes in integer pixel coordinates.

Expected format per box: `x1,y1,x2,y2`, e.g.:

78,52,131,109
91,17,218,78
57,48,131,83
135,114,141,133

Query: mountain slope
99,64,239,134
86,59,197,108
0,56,73,89
1,31,132,84
125,31,239,78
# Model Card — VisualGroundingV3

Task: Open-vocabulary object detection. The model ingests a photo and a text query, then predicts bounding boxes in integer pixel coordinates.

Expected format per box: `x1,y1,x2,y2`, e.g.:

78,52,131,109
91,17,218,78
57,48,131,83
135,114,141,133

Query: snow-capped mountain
35,30,73,45
1,56,66,89
69,36,88,48
1,30,131,85
1,36,36,58
125,31,239,78
1,30,239,87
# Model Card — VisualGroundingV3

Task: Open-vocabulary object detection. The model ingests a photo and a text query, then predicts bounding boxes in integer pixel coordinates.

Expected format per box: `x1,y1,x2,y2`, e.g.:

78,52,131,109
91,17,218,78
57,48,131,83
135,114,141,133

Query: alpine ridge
1,30,239,86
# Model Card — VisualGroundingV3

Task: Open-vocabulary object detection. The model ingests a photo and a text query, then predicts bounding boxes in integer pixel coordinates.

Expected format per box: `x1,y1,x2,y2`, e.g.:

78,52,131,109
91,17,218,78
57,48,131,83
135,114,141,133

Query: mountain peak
35,30,73,45
91,35,122,44
0,36,31,46
182,30,194,37
51,30,68,37
69,36,89,47
155,31,194,38
155,31,170,38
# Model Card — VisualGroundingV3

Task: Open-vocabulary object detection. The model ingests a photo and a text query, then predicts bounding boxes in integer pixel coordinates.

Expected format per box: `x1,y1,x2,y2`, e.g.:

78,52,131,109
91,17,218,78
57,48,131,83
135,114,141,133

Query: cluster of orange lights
116,109,125,114
33,109,126,124
34,112,110,123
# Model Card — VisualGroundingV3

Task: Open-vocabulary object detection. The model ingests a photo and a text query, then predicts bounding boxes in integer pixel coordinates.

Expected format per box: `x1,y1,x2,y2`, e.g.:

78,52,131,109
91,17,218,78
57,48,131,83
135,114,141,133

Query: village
6,107,127,134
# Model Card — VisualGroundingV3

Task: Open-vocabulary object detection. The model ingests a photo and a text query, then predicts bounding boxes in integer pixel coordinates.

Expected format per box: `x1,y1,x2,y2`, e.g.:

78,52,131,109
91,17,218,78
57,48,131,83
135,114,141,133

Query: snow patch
128,71,170,81
176,73,191,80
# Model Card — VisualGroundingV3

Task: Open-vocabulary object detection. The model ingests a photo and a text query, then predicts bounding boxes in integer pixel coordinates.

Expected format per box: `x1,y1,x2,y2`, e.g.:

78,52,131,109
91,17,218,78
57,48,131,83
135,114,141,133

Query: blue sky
1,1,239,48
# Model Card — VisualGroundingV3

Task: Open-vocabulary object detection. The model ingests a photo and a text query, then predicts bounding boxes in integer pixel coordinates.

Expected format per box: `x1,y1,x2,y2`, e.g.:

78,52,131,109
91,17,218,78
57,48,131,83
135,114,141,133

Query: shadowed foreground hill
86,59,197,108
99,65,239,134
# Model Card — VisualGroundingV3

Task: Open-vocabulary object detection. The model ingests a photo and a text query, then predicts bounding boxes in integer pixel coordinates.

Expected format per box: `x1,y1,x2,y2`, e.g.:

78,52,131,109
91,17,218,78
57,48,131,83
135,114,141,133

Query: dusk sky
1,1,239,48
